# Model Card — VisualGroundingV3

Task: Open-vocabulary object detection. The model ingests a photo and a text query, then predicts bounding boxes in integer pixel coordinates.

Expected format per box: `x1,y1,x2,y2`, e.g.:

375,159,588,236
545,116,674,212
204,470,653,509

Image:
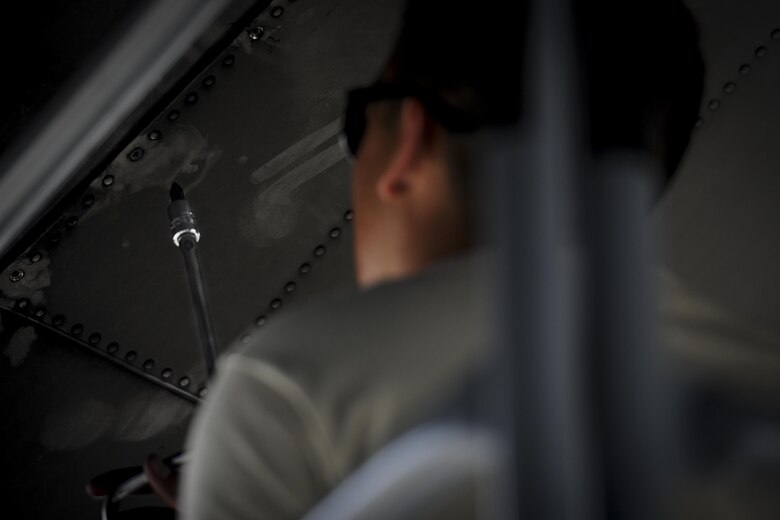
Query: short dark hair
385,0,705,183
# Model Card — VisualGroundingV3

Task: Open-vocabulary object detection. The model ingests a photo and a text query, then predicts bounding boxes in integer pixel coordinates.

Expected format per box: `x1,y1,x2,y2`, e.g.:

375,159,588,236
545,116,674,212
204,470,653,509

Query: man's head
346,0,704,288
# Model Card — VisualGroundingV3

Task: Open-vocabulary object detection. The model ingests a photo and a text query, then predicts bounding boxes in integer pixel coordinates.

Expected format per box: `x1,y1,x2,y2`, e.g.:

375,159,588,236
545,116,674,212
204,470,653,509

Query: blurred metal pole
589,153,669,520
481,0,596,517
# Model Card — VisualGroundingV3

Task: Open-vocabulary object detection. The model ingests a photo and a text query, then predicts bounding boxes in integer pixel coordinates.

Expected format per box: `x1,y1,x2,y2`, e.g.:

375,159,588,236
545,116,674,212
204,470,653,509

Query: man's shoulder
234,250,492,381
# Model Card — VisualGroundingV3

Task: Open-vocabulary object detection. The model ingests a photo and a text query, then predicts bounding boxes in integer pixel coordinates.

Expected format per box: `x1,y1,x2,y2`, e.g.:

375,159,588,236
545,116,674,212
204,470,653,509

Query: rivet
143,359,155,371
240,333,251,343
755,46,768,58
203,75,216,87
314,245,326,257
772,28,780,40
161,368,173,379
179,377,190,387
299,263,311,275
223,54,235,67
9,269,24,282
52,315,66,326
271,6,284,17
344,209,354,221
82,194,95,208
102,175,114,187
66,216,79,228
71,323,84,336
128,147,145,162
723,82,736,94
285,281,296,293
88,333,101,345
198,388,208,398
270,298,282,310
107,342,119,354
255,315,267,327
185,92,199,104
329,227,341,239
33,306,46,318
739,64,751,75
31,252,42,263
125,351,137,362
167,110,180,121
148,129,162,141
48,233,62,248
707,99,720,111
693,118,703,129
249,26,264,40
16,298,31,312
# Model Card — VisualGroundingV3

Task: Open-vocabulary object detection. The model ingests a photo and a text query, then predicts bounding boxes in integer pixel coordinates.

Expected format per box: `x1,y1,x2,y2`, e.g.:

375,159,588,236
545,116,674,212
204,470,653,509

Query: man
177,1,704,518
89,0,705,517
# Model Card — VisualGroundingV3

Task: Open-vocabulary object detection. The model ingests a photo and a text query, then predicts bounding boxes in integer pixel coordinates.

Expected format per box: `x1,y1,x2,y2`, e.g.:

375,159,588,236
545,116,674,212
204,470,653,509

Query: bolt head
249,26,264,40
128,147,145,162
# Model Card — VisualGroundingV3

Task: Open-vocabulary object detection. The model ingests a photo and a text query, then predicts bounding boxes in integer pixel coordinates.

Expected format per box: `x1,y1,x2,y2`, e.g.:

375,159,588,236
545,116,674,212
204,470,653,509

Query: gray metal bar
0,0,233,259
482,0,595,517
589,153,669,520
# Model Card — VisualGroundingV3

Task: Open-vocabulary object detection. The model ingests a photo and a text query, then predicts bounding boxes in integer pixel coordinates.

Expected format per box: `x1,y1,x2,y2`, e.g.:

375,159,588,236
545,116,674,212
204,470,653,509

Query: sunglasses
340,83,482,161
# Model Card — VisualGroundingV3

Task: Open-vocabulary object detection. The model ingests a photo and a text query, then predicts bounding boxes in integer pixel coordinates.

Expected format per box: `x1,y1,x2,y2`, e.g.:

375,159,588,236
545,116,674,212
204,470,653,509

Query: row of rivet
695,27,780,129
4,299,205,393
241,209,354,344
0,298,207,399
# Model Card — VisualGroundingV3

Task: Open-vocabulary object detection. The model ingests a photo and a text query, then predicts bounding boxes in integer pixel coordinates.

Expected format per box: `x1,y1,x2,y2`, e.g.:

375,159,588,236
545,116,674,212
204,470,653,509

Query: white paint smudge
240,119,347,247
4,326,36,367
112,388,191,442
250,119,341,185
79,125,222,222
0,258,52,306
38,387,193,452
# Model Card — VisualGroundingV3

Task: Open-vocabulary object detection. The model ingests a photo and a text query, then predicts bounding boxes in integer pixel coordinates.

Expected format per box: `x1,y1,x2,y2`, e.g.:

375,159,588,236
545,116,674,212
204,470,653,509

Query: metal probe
167,182,218,378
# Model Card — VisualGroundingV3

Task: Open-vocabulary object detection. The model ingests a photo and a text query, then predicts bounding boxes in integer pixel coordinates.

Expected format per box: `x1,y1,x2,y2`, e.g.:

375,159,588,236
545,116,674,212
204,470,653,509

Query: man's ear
376,98,428,203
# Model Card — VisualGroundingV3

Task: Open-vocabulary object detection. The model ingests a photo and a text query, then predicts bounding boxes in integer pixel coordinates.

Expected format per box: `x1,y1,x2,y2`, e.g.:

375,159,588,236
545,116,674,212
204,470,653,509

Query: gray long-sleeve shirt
180,252,493,519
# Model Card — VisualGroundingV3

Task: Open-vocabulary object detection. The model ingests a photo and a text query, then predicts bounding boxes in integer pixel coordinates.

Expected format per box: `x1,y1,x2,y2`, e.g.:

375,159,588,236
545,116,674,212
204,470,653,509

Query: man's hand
86,453,180,517
143,453,180,509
